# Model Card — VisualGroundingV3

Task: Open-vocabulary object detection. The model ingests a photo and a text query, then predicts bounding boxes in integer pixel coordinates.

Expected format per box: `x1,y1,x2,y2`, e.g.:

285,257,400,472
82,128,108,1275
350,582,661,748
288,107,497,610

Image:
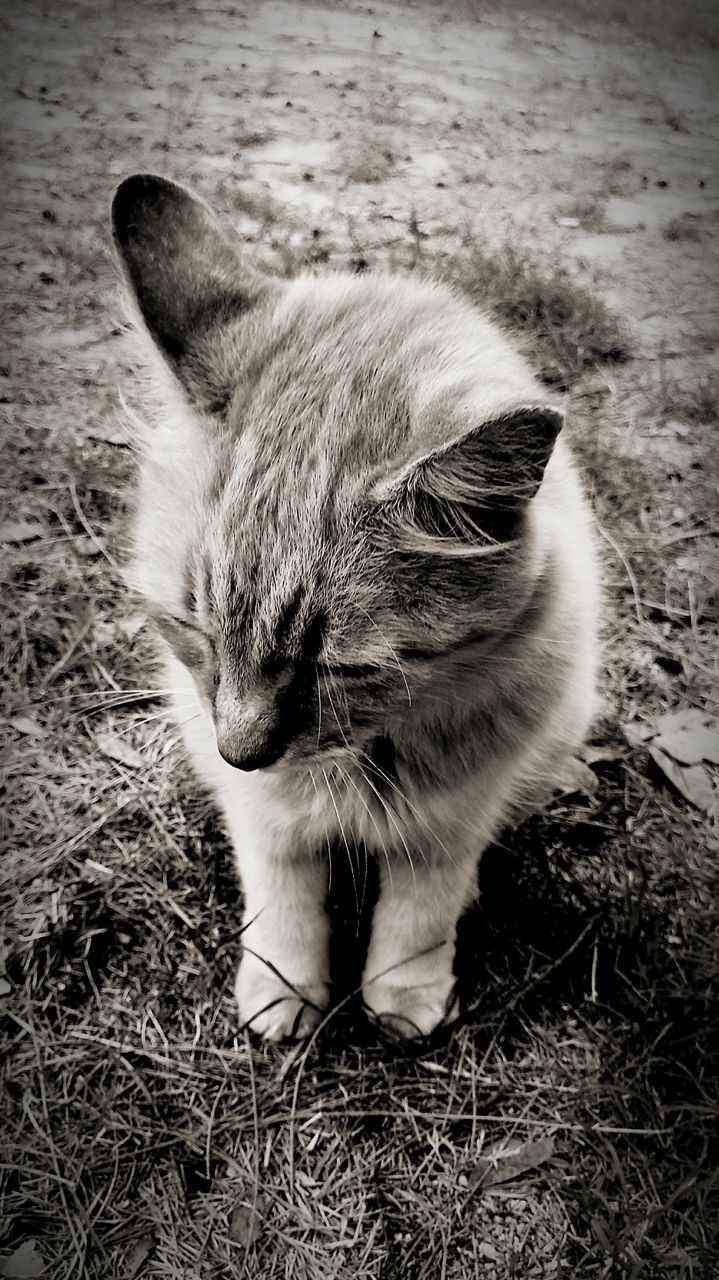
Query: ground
1,1,718,1277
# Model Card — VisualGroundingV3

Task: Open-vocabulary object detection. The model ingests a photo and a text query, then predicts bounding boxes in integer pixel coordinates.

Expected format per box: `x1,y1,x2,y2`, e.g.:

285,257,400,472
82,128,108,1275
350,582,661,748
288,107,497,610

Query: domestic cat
112,174,600,1041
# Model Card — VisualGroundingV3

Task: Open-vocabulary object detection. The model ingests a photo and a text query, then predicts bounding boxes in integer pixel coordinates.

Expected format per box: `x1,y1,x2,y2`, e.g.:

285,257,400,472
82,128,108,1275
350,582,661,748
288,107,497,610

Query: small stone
477,1242,499,1261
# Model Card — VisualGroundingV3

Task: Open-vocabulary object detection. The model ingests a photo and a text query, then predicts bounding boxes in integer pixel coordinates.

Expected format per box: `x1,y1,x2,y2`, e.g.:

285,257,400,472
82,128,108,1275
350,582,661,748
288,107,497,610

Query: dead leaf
124,1234,156,1277
294,1171,318,1189
663,420,691,438
0,978,12,997
229,1197,266,1246
674,549,705,573
93,622,118,646
94,614,145,646
625,708,719,815
0,1241,45,1278
116,614,146,641
652,708,719,766
623,720,652,749
469,1136,555,1189
580,742,622,766
87,423,130,446
0,522,44,546
8,717,48,738
95,731,144,769
648,746,717,816
477,1242,499,1261
73,535,106,558
553,758,598,799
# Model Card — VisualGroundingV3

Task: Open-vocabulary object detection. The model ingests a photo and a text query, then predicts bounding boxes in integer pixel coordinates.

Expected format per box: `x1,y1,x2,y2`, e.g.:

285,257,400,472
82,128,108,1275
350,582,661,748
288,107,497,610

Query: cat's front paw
362,976,458,1039
235,954,329,1042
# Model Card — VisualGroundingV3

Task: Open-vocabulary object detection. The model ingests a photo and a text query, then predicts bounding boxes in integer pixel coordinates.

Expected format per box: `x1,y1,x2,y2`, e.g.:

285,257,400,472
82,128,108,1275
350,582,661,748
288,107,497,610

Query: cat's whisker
352,762,419,888
99,686,195,706
324,665,364,768
174,711,201,730
315,673,323,750
356,606,412,709
335,760,394,893
323,666,351,726
321,671,354,756
321,766,359,913
117,386,153,452
60,686,195,716
125,703,201,735
328,665,353,727
48,687,195,709
357,750,454,869
109,710,174,737
128,711,203,758
308,768,335,894
333,767,369,914
68,690,197,718
69,686,195,698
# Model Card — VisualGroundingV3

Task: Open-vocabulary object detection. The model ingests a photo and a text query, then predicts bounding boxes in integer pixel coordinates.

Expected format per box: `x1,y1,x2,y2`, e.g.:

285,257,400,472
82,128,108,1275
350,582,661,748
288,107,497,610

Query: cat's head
113,174,564,771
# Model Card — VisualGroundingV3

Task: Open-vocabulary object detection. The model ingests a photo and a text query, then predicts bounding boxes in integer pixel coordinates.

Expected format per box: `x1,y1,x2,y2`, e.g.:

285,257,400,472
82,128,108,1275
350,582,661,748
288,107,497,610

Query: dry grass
440,243,630,390
2,0,718,1277
3,219,717,1278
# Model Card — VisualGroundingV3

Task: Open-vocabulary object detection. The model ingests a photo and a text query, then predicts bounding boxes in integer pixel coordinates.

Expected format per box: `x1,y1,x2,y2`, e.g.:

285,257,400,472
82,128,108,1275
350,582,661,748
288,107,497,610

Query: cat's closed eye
152,609,215,672
317,657,383,680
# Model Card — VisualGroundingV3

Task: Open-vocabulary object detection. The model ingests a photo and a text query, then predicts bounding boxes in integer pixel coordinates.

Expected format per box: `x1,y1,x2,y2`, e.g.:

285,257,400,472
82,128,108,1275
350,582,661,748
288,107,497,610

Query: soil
3,0,718,387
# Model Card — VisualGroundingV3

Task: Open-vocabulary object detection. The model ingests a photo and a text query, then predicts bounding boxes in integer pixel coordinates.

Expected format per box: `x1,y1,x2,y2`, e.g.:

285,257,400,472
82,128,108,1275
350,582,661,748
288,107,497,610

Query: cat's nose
214,684,287,771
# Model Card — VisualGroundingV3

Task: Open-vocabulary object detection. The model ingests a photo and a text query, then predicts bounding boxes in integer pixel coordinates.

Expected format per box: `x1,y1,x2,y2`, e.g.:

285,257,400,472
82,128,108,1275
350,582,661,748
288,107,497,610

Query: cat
112,174,600,1042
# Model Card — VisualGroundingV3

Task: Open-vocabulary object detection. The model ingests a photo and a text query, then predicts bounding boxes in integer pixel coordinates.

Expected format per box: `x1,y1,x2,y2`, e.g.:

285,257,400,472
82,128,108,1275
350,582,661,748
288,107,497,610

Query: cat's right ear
368,407,563,556
112,174,265,363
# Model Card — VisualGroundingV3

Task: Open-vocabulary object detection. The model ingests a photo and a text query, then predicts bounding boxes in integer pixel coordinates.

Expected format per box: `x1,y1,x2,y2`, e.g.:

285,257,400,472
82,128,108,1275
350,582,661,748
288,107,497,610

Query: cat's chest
255,743,478,859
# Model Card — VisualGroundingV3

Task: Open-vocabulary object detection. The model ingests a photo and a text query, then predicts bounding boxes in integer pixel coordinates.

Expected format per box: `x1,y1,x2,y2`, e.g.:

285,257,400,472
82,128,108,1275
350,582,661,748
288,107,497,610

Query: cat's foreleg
220,793,330,1041
362,848,479,1038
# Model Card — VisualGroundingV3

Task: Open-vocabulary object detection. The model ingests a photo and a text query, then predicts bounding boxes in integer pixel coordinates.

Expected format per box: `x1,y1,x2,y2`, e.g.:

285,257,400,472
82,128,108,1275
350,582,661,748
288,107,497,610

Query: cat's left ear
372,406,563,550
112,173,267,363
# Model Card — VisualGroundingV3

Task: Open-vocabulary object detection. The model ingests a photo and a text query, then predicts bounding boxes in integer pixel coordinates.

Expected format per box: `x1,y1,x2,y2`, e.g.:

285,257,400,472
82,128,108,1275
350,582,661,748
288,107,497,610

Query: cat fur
112,175,600,1040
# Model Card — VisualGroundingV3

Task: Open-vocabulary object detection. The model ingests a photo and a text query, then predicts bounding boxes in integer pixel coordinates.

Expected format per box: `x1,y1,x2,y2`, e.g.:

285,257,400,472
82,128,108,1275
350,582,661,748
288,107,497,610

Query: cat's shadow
323,812,600,1037
455,820,597,1021
193,801,603,1042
